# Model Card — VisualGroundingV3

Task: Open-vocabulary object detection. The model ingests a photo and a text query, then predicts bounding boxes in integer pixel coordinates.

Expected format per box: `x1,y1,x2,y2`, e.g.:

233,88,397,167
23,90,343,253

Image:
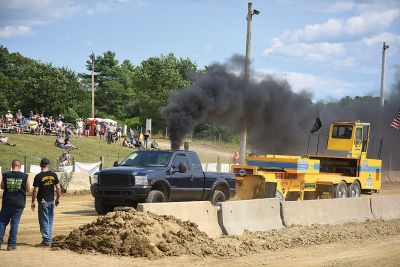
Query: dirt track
2,183,400,267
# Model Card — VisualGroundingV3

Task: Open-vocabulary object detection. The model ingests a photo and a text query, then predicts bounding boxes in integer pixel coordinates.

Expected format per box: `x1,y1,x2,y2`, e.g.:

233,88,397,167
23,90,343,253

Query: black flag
310,116,322,134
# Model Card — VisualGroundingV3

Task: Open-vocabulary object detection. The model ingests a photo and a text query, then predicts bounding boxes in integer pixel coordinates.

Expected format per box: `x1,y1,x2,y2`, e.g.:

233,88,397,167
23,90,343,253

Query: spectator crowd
0,110,78,136
1,110,159,151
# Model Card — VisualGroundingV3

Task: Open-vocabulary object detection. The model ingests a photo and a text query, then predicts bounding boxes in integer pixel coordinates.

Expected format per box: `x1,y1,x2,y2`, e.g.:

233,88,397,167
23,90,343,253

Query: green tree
132,53,197,132
0,45,90,121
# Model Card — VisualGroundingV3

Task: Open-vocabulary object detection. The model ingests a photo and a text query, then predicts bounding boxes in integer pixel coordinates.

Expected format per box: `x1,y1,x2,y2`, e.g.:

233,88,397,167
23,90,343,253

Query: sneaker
35,242,50,247
7,245,16,251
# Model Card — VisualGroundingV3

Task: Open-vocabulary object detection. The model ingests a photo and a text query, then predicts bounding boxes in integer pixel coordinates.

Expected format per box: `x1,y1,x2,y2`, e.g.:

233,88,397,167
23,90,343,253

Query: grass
0,134,236,172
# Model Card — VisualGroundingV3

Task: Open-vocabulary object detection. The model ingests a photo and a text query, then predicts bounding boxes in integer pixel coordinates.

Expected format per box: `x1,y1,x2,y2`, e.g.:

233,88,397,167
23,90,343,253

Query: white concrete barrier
282,198,373,226
137,201,222,238
217,198,283,235
67,172,91,191
371,195,400,220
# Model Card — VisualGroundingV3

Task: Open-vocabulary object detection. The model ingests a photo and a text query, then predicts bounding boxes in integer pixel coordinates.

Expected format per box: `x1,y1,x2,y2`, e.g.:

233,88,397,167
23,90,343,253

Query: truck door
188,152,205,200
169,153,193,201
354,127,363,155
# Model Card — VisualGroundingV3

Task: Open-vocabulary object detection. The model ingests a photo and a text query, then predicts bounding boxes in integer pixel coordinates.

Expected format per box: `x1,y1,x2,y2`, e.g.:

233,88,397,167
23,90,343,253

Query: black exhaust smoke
162,55,400,170
162,55,316,152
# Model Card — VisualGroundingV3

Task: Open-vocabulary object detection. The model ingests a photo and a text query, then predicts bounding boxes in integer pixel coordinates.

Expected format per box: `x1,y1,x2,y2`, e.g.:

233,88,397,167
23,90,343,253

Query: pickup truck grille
99,173,132,186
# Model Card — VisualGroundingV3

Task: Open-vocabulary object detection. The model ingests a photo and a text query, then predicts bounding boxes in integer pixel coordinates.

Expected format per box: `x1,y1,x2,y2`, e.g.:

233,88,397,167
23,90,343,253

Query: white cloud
255,69,355,100
325,2,356,13
264,39,346,61
0,0,150,37
0,0,81,38
0,25,32,38
361,32,400,53
205,44,212,51
285,9,400,43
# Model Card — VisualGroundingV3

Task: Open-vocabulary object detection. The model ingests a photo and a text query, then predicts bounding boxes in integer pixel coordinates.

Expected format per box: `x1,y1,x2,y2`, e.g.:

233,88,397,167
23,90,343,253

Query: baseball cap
40,158,50,168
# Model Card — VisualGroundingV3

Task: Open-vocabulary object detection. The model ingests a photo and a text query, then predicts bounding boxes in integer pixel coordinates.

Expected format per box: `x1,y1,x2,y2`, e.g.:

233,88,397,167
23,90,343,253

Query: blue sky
1,0,399,101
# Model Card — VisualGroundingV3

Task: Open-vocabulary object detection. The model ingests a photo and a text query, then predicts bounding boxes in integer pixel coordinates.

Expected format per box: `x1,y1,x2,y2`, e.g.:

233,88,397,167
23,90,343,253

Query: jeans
38,200,55,245
0,207,24,246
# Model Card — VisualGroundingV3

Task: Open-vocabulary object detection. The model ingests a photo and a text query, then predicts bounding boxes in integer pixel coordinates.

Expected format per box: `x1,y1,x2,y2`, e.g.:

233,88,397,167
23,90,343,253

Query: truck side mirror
113,161,119,167
179,163,187,173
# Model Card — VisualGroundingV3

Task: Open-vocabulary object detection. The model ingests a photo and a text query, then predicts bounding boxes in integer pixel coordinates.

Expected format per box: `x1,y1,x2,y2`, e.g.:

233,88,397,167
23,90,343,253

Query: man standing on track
0,160,30,251
31,158,61,247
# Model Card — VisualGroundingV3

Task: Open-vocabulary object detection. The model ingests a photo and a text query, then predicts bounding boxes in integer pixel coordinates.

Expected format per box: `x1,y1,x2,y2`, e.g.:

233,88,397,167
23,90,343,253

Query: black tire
145,190,166,203
95,197,114,215
211,190,226,205
334,181,348,198
348,181,361,197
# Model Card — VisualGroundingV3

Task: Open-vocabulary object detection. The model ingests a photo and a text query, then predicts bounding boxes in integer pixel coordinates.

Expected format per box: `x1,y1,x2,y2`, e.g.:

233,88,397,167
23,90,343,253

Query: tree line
0,46,200,135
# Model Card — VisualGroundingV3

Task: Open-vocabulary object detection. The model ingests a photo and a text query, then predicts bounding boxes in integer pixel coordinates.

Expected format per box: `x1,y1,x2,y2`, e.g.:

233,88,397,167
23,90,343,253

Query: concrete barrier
382,171,400,183
282,198,373,226
371,195,400,220
217,198,283,235
137,201,222,237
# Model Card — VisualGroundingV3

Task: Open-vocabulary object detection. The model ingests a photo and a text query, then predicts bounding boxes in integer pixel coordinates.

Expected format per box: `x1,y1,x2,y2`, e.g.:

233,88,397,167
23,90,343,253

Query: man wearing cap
5,111,13,124
31,158,61,247
0,160,30,250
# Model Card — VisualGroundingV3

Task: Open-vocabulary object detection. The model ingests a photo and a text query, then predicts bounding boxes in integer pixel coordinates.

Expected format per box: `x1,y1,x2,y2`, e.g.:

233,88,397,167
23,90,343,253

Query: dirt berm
52,210,400,259
52,209,232,258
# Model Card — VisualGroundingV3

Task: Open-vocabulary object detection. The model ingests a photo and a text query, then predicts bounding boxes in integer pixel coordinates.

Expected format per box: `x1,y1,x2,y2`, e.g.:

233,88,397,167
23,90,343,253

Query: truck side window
355,128,362,145
172,154,190,172
188,152,202,171
332,125,353,139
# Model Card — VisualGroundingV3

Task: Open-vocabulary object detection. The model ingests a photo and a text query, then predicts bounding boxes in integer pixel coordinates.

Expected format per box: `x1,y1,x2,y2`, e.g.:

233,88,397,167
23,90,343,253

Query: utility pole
379,42,389,139
380,42,389,108
239,2,260,164
91,51,95,118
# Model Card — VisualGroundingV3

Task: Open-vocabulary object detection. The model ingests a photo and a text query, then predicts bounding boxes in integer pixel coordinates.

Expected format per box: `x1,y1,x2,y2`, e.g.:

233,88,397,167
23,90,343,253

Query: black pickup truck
90,150,236,214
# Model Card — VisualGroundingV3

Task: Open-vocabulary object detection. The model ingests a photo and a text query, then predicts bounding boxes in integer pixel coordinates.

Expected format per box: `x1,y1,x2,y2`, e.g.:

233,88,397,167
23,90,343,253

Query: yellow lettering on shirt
41,176,55,186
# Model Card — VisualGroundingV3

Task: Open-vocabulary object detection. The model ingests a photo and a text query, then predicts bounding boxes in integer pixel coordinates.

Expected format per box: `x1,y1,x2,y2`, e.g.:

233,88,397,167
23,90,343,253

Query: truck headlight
91,173,99,184
135,175,148,185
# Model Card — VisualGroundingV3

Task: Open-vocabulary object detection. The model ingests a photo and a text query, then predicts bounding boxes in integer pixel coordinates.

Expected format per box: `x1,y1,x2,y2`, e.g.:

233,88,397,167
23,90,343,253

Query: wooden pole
91,52,95,118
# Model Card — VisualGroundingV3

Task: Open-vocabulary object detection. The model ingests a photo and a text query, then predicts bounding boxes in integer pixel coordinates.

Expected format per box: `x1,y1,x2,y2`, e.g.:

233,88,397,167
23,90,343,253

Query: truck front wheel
95,197,114,215
145,190,166,203
211,190,226,205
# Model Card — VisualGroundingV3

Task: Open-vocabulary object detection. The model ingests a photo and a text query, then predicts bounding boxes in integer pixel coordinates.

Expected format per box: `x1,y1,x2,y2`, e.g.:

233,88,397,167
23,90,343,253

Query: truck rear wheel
334,181,348,198
95,197,114,215
145,190,166,203
348,181,361,197
211,190,226,205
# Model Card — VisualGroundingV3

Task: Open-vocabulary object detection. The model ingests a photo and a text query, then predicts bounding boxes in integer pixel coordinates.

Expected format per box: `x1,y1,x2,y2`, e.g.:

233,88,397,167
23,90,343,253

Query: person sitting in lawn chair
133,133,143,149
55,135,64,148
58,151,71,167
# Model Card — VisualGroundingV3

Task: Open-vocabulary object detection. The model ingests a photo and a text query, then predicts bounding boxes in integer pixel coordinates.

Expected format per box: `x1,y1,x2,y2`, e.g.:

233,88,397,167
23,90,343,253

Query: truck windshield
120,151,173,167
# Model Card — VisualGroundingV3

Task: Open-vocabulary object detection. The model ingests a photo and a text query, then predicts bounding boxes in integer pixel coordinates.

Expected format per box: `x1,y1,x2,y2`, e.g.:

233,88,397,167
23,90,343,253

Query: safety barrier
281,197,373,226
371,195,400,220
217,198,283,235
137,201,222,238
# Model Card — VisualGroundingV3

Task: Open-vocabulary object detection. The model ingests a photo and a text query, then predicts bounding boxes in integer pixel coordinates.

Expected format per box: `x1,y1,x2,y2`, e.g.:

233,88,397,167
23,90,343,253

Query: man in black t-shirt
31,158,61,247
0,160,30,250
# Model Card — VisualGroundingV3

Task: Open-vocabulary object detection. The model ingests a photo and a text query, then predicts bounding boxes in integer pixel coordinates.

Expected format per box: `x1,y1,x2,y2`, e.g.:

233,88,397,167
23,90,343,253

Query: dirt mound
53,209,400,259
52,209,235,258
221,219,400,253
